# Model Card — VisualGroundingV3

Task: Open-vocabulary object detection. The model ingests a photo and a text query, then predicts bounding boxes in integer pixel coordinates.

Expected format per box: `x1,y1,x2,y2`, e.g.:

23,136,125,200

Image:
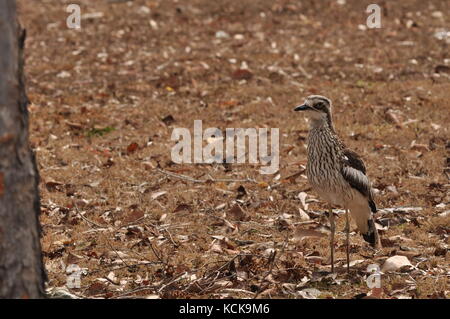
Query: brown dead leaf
388,235,413,242
396,250,421,258
211,235,238,250
104,158,114,167
127,142,139,154
45,179,64,191
236,185,247,199
66,121,83,129
294,227,328,242
257,181,269,188
410,141,429,152
87,282,107,296
224,248,240,255
227,204,249,221
370,287,383,299
209,242,224,254
161,115,175,126
173,203,191,213
434,245,448,257
206,280,233,292
142,161,155,170
151,191,167,200
283,169,304,183
232,69,253,80
434,65,450,74
386,109,403,128
123,210,144,223
305,256,324,264
67,252,83,264
220,99,239,108
257,287,278,298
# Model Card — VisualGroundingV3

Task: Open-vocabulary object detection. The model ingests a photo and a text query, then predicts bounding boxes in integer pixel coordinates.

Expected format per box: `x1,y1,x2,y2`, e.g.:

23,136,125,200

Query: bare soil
18,0,449,298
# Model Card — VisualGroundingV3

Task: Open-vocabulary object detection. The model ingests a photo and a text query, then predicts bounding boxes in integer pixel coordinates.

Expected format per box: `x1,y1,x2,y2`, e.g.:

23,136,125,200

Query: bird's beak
294,104,311,112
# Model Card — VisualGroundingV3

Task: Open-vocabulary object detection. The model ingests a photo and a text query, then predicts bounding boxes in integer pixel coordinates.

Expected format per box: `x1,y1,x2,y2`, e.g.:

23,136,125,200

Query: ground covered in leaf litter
19,0,449,299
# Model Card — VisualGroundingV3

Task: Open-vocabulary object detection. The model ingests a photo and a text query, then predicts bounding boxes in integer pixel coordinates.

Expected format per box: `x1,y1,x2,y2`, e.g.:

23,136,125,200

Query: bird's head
293,95,333,128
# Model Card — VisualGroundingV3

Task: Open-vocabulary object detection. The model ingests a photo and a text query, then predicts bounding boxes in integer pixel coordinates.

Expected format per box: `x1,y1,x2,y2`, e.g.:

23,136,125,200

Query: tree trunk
0,0,46,298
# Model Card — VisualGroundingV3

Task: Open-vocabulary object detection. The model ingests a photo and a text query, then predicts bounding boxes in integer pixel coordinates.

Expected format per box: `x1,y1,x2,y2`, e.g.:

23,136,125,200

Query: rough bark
0,0,46,298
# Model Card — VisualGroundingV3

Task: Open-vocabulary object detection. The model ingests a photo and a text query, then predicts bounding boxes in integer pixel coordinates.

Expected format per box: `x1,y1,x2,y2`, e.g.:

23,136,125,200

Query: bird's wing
341,149,377,213
342,149,366,174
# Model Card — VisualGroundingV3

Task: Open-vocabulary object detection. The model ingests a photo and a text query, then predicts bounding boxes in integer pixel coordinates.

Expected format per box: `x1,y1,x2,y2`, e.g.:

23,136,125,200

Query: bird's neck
309,115,335,133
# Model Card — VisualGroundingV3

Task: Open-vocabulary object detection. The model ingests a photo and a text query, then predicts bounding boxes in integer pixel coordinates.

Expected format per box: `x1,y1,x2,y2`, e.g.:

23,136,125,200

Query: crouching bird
294,95,380,273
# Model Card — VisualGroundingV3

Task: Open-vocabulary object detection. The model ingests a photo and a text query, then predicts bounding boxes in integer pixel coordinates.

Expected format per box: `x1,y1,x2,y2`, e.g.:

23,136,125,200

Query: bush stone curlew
294,95,380,273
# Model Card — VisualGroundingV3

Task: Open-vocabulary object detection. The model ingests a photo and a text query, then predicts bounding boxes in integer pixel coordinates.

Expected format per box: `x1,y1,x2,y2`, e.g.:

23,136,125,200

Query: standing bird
293,95,380,273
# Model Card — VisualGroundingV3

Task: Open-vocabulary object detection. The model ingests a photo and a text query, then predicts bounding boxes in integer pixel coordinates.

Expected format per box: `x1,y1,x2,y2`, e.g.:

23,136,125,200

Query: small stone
215,30,230,39
431,11,443,19
386,185,398,194
137,6,151,15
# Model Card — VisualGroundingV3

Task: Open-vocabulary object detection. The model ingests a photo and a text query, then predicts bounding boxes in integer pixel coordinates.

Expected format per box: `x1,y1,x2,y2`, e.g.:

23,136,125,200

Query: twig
203,254,241,279
221,288,255,296
158,272,187,293
253,239,287,299
149,241,166,265
88,261,163,276
155,168,257,184
110,286,158,299
105,241,130,268
162,228,179,247
197,274,235,294
297,64,312,79
73,203,106,228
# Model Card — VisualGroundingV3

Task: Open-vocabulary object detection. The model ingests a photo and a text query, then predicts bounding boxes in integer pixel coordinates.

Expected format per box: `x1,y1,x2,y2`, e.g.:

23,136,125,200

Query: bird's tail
349,198,381,248
362,218,380,248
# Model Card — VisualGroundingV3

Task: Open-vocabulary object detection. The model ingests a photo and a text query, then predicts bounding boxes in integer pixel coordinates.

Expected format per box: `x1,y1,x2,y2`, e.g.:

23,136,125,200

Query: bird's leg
329,206,335,273
345,209,350,274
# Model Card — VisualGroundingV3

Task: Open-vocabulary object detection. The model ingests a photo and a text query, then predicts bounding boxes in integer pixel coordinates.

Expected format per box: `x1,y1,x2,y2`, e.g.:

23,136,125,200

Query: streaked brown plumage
294,95,380,273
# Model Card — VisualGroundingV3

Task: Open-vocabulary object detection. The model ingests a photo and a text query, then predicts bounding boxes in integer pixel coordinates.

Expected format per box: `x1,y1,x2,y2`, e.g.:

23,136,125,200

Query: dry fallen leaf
123,210,144,223
66,121,83,129
173,203,191,213
106,271,120,285
410,140,429,152
45,179,64,191
127,142,139,154
294,227,328,242
381,255,413,272
298,208,310,221
161,115,175,126
87,282,106,296
297,192,309,210
388,235,413,242
348,259,365,267
151,191,167,200
386,109,403,128
232,69,253,80
227,204,249,221
298,288,322,299
209,242,224,254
